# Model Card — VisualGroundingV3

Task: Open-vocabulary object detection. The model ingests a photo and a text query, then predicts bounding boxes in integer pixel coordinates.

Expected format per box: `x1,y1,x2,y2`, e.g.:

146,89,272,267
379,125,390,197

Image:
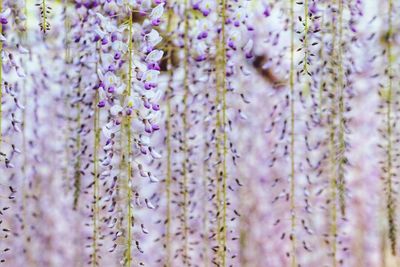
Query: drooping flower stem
337,0,346,217
42,0,47,28
385,0,396,256
21,59,31,267
329,123,338,267
289,0,297,266
328,1,340,264
124,114,133,267
165,5,173,267
218,0,228,265
39,0,50,33
17,3,33,262
21,55,33,265
182,1,190,264
73,79,82,209
124,8,134,267
202,118,209,267
318,12,325,115
92,46,101,267
201,60,211,266
214,44,223,267
302,0,309,74
63,0,72,189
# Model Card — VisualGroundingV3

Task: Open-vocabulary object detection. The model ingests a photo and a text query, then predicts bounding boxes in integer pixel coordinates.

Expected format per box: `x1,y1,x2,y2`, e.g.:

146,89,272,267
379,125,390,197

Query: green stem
303,0,309,74
165,6,173,267
202,84,210,266
328,1,340,264
219,0,228,266
73,83,82,209
386,0,396,256
329,120,337,267
41,0,48,33
92,46,100,267
215,48,222,267
63,0,72,191
20,4,32,260
337,0,346,217
202,126,209,267
182,1,190,265
124,8,134,267
318,12,325,115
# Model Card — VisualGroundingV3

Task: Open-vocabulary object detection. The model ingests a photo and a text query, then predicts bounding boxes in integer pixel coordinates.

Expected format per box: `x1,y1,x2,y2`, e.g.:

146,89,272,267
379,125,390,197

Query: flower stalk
337,0,346,218
165,5,174,267
92,46,101,267
219,0,228,265
385,0,396,256
124,8,134,266
181,1,190,264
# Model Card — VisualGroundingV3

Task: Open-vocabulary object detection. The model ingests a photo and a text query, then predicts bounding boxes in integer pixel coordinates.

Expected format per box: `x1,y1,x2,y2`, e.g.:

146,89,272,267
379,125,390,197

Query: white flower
100,53,114,68
229,30,242,44
194,42,207,56
17,45,29,54
111,40,128,53
150,3,164,20
102,122,120,139
115,83,126,95
1,8,11,19
133,58,148,72
96,13,116,33
103,72,120,88
243,39,254,53
150,148,162,159
145,49,164,62
16,67,26,78
233,9,244,21
149,173,159,183
140,0,152,11
126,95,141,109
110,104,123,116
144,70,160,82
140,135,151,146
145,199,155,209
145,29,163,47
104,1,119,14
94,25,106,39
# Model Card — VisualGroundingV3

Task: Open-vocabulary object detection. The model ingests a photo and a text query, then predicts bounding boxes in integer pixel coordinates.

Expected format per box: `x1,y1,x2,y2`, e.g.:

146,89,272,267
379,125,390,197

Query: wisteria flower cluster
0,0,399,267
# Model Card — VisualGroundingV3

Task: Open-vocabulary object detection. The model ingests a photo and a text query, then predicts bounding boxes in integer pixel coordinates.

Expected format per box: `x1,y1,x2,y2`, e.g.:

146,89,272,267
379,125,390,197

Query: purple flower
195,54,207,62
152,104,160,111
263,6,271,17
152,19,161,26
98,100,106,108
114,52,121,60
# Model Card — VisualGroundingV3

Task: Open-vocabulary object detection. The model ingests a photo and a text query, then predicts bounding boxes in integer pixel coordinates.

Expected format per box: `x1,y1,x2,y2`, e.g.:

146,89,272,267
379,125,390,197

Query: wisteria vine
0,0,399,267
